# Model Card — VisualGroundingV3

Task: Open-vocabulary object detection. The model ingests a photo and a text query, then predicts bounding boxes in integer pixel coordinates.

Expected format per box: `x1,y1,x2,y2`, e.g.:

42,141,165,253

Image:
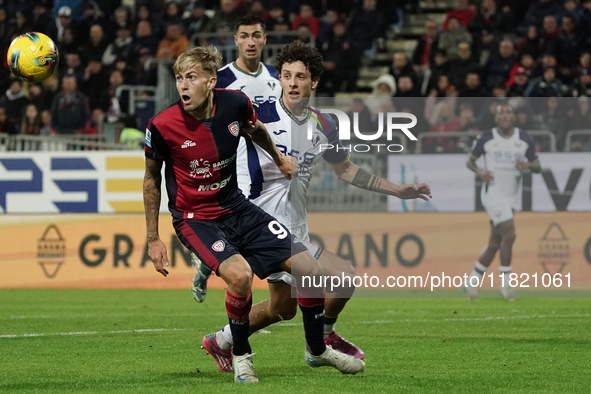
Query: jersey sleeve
469,133,486,160
215,67,237,88
321,113,350,165
522,131,539,162
144,120,168,162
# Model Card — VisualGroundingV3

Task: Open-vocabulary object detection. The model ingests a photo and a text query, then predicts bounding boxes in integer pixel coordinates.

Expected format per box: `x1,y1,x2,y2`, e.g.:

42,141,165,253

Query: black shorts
173,201,308,279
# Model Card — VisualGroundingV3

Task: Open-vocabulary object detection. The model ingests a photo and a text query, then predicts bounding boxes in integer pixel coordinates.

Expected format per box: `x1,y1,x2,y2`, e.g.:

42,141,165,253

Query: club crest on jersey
267,80,277,90
212,240,225,252
228,121,240,137
182,140,196,148
189,158,212,178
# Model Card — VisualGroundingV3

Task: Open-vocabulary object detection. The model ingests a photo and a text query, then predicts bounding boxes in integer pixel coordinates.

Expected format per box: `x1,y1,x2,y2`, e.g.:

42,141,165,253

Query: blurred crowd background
1,0,591,152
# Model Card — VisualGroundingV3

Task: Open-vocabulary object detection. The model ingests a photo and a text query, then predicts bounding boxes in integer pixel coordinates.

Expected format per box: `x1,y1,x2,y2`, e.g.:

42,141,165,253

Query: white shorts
483,200,514,226
267,240,323,286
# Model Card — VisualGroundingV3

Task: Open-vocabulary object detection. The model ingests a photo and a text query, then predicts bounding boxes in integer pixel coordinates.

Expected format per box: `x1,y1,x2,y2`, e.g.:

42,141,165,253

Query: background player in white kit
199,40,432,372
464,104,541,301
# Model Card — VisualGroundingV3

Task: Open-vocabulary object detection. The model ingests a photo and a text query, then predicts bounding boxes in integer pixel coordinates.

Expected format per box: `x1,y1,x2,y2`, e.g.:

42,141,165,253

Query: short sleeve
469,134,486,160
321,113,350,165
144,120,168,162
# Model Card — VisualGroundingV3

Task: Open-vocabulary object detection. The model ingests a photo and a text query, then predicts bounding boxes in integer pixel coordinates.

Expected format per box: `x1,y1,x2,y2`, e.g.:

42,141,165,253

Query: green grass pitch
1,289,590,393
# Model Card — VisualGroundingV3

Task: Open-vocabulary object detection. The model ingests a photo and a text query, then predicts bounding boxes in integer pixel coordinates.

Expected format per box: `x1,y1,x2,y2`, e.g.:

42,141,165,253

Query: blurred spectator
425,51,451,92
535,96,570,150
20,103,42,135
102,26,134,66
0,8,13,53
522,0,560,28
47,6,75,45
77,1,106,44
395,76,420,97
248,0,268,21
266,3,286,31
136,5,164,40
156,22,190,59
469,0,514,35
556,0,582,22
412,20,439,73
525,64,563,96
427,101,461,153
292,4,320,39
448,41,479,87
540,15,559,54
580,0,591,37
570,96,591,151
63,52,85,84
85,108,103,135
442,0,475,30
348,0,383,54
482,39,517,90
554,15,587,68
473,25,498,66
507,67,531,97
429,74,457,98
53,0,85,21
99,70,129,123
39,109,53,136
572,67,591,96
438,16,472,60
0,80,29,132
59,26,79,56
365,74,395,114
0,106,17,135
13,12,32,36
41,74,60,111
458,72,488,103
27,84,46,110
296,23,313,44
162,1,184,26
81,58,108,109
206,0,241,33
389,52,419,87
133,48,158,86
184,1,211,39
318,22,358,95
7,0,36,19
515,106,535,130
80,23,109,62
268,17,292,45
107,6,132,40
50,75,89,134
457,103,479,131
517,25,543,59
346,98,373,134
491,81,507,97
119,115,146,148
506,53,536,87
132,21,159,60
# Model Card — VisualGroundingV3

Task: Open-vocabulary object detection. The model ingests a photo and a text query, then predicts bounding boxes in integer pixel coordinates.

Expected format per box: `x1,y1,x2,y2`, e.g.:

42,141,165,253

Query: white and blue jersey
470,128,538,223
215,61,280,104
237,97,350,241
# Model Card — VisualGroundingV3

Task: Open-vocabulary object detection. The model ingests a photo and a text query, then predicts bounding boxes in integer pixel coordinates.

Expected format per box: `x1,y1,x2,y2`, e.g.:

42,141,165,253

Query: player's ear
207,75,217,90
234,35,238,45
263,33,267,45
311,77,320,90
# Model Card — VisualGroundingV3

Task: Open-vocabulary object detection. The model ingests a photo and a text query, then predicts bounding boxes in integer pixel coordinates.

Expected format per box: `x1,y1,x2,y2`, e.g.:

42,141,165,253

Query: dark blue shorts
173,201,307,279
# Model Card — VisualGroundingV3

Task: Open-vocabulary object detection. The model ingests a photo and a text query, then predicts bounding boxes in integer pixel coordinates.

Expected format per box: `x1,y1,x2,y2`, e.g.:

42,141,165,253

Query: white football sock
217,325,233,350
467,261,487,286
499,265,512,287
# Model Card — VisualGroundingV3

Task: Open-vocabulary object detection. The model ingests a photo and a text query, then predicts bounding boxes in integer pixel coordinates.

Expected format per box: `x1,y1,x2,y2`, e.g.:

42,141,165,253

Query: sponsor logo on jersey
197,175,232,191
228,121,239,137
189,158,212,178
273,129,287,135
212,240,225,252
145,130,152,148
182,140,196,148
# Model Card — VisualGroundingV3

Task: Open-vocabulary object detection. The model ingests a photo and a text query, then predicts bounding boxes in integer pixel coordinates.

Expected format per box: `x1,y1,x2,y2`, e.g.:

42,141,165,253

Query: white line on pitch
0,328,195,339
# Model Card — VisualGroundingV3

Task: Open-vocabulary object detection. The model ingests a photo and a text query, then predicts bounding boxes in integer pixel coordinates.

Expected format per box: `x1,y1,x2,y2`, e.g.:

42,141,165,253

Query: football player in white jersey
464,104,541,301
198,40,432,372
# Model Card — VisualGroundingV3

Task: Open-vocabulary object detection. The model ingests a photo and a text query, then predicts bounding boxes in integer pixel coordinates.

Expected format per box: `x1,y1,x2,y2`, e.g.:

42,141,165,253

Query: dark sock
298,299,326,356
226,290,252,356
324,316,337,326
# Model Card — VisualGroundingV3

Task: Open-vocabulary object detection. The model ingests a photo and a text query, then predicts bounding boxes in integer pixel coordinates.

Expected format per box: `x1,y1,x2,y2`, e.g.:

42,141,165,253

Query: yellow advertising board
1,212,590,289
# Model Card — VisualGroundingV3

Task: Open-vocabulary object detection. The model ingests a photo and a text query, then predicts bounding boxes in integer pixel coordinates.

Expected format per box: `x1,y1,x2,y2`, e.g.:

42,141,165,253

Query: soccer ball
7,32,59,83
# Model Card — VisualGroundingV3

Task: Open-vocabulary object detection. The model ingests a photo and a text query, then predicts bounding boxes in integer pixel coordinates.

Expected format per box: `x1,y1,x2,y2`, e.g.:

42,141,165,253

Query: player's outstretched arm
143,157,170,277
243,119,297,179
331,160,432,201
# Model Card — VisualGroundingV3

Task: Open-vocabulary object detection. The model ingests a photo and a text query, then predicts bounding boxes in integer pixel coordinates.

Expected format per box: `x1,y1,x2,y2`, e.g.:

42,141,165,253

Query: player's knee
225,266,252,295
503,232,516,245
270,302,297,321
488,242,500,252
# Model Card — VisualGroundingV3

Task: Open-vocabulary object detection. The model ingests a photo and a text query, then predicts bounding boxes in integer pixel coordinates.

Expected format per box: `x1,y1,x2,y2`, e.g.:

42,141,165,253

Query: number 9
268,220,288,239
